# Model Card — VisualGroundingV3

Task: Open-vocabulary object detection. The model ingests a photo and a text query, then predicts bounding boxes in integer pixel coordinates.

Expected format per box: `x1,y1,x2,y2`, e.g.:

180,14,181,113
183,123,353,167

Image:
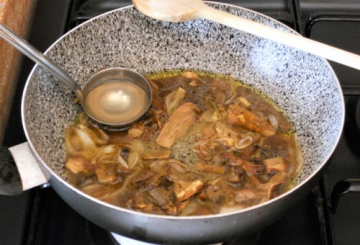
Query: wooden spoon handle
199,5,360,70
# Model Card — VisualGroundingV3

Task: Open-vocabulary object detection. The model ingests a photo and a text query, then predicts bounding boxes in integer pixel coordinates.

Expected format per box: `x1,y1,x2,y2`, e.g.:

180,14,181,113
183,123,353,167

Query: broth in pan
64,70,303,216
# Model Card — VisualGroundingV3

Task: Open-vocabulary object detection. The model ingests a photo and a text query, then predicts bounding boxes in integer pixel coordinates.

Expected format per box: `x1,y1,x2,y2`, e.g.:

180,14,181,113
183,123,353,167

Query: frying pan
0,3,344,244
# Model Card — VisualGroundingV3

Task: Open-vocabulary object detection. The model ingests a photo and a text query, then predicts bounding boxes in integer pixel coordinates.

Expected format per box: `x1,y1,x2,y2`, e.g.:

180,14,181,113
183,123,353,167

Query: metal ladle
0,23,152,130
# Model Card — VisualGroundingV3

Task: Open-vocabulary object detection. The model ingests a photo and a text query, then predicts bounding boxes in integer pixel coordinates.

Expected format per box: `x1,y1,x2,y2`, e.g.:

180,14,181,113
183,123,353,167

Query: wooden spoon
133,0,360,70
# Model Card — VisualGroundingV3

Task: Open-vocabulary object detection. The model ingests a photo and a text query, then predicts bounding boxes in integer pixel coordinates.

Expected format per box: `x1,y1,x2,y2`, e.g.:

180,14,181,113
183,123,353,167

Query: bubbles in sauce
84,82,148,124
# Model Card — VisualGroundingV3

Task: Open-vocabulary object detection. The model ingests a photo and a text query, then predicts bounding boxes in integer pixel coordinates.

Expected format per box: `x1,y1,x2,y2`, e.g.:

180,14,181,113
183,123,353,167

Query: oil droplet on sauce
84,82,148,124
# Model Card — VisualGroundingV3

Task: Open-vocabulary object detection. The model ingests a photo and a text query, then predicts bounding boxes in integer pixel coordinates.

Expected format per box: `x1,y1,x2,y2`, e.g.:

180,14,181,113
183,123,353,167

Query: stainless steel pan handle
0,143,48,196
0,147,22,195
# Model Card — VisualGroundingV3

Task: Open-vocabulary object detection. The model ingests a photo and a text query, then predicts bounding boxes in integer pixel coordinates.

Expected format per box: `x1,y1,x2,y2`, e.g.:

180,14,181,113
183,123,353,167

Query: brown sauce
64,71,303,216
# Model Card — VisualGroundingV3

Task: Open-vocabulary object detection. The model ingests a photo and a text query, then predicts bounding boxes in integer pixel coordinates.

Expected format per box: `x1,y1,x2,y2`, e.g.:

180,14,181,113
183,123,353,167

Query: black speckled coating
23,4,343,196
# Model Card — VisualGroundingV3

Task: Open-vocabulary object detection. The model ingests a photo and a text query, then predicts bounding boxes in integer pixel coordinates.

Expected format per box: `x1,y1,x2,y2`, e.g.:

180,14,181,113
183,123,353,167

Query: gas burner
111,233,160,245
110,233,222,245
110,232,262,245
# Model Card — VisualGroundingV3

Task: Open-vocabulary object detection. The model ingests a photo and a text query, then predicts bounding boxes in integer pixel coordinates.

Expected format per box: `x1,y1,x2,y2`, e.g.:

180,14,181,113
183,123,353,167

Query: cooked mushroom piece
156,102,200,148
127,192,163,214
128,121,145,139
174,179,205,202
95,164,118,184
233,189,258,204
65,156,94,175
259,171,287,200
264,157,286,173
131,171,154,184
195,162,225,174
167,159,191,181
242,160,266,175
147,187,169,207
141,150,171,160
227,105,276,137
202,126,216,138
205,185,224,203
227,167,244,184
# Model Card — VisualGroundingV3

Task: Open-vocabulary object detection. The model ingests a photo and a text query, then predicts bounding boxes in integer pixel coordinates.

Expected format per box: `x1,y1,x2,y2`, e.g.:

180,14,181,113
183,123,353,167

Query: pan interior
23,4,343,194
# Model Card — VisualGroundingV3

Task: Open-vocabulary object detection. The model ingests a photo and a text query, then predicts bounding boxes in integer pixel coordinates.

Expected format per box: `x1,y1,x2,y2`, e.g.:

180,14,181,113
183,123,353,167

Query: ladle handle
199,6,360,71
0,23,84,103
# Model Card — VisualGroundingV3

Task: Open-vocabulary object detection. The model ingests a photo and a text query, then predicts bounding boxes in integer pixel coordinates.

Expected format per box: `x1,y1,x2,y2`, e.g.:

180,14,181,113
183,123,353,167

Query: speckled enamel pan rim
21,2,345,219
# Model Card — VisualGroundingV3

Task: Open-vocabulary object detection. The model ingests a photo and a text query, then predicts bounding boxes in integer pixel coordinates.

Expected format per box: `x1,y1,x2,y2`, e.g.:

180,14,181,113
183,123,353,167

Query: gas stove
1,0,360,244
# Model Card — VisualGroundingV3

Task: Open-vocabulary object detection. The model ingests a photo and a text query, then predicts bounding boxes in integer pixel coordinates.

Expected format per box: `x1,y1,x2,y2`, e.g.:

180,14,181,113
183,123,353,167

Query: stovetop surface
1,0,360,245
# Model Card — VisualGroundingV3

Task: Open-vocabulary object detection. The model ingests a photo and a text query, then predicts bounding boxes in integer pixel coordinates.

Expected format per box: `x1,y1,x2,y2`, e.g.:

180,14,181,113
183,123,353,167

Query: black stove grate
66,0,298,30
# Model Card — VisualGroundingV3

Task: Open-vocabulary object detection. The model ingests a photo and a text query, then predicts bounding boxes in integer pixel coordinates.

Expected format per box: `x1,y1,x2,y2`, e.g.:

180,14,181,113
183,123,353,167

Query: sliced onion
117,154,129,169
93,145,117,164
165,87,186,116
192,139,209,153
169,159,190,172
192,139,208,147
268,114,279,130
180,202,199,216
225,94,237,105
102,145,115,153
215,137,235,147
130,139,145,154
201,100,221,122
208,177,222,185
78,124,108,146
81,184,111,198
76,127,97,148
220,206,244,214
235,136,253,149
65,125,98,159
199,144,211,155
201,110,221,122
193,139,211,156
128,152,139,169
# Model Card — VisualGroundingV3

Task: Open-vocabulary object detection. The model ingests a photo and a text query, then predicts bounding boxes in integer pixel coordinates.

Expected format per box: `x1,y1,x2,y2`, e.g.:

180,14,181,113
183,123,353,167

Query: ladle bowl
82,67,152,130
0,23,151,129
